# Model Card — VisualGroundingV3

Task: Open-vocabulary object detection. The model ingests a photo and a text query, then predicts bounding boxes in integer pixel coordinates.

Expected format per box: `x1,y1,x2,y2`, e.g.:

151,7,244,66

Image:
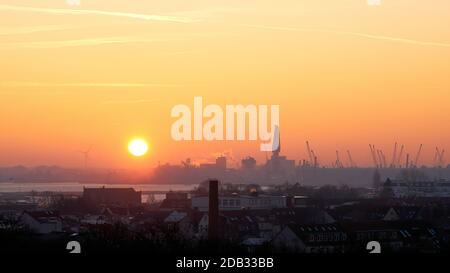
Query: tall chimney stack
208,179,219,240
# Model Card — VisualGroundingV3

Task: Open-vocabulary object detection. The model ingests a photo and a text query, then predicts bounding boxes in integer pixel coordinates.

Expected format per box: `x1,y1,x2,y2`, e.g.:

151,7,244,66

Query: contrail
244,24,450,48
0,4,195,23
0,36,181,49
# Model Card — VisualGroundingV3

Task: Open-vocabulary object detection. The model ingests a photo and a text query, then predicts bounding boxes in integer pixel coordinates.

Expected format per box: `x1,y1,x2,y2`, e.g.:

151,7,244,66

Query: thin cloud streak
244,24,450,48
0,4,195,23
0,82,182,88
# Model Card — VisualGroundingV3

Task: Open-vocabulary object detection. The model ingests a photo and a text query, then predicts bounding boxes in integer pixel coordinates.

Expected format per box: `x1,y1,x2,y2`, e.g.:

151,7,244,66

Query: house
128,210,173,239
221,211,261,240
273,208,336,226
288,196,309,208
160,192,190,209
383,206,422,221
195,208,336,242
191,194,286,211
163,210,195,239
328,204,382,222
195,210,263,240
130,210,172,227
20,210,62,234
99,206,133,224
383,179,450,198
197,214,208,238
272,223,347,253
343,221,402,251
329,203,424,222
396,221,440,252
82,187,141,209
342,220,441,253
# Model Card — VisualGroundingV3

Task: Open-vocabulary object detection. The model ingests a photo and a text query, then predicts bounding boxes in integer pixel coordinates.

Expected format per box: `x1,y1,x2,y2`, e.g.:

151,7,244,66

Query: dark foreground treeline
1,223,450,254
0,223,253,254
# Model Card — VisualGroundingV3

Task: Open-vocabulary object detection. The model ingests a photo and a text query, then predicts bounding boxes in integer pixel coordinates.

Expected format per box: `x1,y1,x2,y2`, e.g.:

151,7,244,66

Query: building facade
82,187,142,208
191,194,287,211
383,179,450,198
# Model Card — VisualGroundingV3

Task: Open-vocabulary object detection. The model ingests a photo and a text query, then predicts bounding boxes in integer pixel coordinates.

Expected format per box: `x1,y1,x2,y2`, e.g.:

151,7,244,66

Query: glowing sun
128,139,148,157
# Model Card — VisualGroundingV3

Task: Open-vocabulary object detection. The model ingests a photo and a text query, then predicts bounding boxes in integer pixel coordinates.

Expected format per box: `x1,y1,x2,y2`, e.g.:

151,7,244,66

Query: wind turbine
79,146,92,169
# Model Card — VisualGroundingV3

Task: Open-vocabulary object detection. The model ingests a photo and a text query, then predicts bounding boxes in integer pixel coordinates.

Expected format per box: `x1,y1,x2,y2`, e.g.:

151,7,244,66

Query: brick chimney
208,179,219,240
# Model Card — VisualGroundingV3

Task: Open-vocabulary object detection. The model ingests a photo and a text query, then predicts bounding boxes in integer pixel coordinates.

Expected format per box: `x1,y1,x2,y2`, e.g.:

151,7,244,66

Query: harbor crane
369,144,379,168
335,150,344,168
306,141,314,166
347,150,356,168
391,142,398,168
413,144,423,168
397,145,404,168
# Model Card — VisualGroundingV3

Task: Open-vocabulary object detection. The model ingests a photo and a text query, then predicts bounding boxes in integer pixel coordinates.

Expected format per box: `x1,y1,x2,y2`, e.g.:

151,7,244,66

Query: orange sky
0,0,449,169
